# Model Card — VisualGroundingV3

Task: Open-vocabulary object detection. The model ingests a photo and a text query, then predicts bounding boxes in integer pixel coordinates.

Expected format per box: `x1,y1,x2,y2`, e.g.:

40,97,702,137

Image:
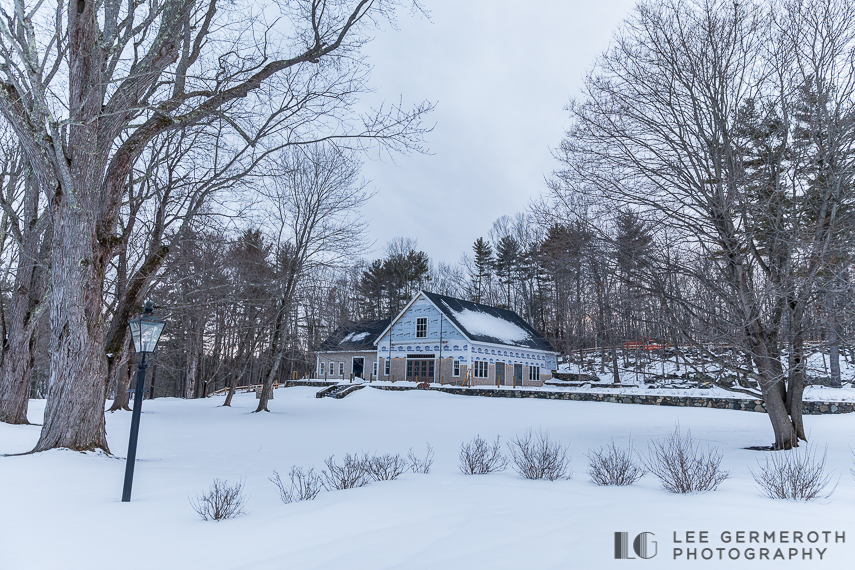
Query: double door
496,362,524,386
407,359,434,382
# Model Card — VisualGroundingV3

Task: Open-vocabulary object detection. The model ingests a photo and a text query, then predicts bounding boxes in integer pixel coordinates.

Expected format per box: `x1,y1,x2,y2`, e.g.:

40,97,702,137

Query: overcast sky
355,0,637,265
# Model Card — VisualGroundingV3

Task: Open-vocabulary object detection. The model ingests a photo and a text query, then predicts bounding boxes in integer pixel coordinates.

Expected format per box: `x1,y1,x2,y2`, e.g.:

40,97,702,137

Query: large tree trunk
753,339,799,450
0,176,49,425
0,310,39,425
0,254,46,424
33,197,110,453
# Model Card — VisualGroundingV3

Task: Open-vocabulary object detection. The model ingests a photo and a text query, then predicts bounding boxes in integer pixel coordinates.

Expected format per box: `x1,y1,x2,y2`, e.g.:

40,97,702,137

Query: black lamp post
122,300,165,502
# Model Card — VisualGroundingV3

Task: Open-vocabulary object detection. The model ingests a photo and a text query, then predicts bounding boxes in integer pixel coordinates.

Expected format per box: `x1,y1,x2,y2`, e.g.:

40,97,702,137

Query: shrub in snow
644,425,729,493
363,453,407,481
507,429,572,480
750,445,837,501
459,435,508,475
270,467,324,503
190,479,248,521
408,444,435,474
321,454,371,490
587,440,645,486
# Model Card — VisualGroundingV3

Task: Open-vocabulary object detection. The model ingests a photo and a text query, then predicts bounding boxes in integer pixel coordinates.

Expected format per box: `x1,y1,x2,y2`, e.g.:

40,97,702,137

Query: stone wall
368,385,855,415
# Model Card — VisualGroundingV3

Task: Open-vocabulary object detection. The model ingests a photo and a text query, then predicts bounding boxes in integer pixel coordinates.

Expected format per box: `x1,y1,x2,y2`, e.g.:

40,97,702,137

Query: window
453,360,460,377
529,366,540,381
384,358,390,375
416,317,427,338
474,360,489,378
373,362,378,377
319,362,325,376
339,362,344,376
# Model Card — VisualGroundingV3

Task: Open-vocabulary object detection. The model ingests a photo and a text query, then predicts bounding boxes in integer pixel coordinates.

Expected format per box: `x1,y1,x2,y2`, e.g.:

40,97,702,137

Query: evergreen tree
493,235,520,309
471,237,493,303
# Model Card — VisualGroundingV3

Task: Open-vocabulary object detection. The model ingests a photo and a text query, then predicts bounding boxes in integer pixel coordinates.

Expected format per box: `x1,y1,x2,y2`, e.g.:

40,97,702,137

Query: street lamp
122,300,165,502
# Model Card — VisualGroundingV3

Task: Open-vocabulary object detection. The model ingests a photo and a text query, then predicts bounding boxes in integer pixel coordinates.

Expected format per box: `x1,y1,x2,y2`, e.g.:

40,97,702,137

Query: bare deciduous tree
549,0,855,449
0,0,430,451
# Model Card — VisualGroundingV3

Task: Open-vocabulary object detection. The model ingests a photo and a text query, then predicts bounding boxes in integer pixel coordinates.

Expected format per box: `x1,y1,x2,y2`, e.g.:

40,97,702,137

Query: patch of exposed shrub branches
644,426,729,493
270,467,324,503
507,429,572,480
750,446,837,501
363,453,407,481
587,440,645,486
408,444,435,474
190,479,248,521
321,453,372,490
459,435,508,474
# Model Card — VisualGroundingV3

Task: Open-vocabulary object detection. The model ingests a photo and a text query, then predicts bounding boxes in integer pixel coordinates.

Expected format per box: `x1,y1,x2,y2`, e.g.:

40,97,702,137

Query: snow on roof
341,331,370,343
318,319,391,353
452,308,531,344
419,291,555,352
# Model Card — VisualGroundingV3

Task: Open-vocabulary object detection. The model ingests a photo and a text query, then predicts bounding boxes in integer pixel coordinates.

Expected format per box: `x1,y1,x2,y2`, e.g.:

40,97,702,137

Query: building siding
319,293,555,388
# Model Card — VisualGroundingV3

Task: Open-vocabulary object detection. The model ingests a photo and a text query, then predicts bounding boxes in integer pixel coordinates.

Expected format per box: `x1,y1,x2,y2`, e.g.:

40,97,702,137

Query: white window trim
373,361,378,377
384,357,390,375
529,366,540,381
339,362,344,376
453,360,460,377
474,360,489,378
416,317,428,338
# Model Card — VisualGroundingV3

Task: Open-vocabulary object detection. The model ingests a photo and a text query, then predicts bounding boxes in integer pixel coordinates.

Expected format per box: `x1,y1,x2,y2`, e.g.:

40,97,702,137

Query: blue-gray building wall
376,296,469,360
375,295,557,385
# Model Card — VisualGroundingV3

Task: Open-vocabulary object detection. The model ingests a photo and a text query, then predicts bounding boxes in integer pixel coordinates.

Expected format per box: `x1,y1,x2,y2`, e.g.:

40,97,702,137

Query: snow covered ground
2,387,854,569
557,348,855,401
539,381,855,402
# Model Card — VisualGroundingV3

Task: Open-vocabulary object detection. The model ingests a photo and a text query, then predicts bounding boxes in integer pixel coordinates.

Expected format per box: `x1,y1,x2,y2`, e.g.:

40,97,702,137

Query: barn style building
315,291,557,386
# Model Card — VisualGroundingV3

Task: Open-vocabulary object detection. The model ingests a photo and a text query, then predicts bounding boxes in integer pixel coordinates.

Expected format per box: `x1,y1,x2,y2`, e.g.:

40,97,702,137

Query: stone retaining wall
368,384,855,415
281,380,339,388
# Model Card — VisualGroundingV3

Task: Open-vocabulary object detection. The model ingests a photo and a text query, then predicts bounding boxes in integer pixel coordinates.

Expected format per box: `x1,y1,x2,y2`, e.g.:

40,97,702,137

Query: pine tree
493,235,520,309
471,237,493,304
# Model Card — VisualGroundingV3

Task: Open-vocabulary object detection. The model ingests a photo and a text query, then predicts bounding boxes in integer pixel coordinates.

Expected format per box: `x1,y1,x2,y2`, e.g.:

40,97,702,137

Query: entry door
495,362,505,386
407,359,434,382
514,364,523,386
352,357,364,378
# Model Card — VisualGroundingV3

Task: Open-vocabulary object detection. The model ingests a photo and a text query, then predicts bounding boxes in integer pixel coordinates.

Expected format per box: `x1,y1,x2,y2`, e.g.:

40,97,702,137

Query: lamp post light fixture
122,300,165,502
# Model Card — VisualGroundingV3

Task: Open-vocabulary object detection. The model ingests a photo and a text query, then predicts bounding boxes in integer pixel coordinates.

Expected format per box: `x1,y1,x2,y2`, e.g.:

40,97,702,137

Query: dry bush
270,466,324,503
750,446,837,501
408,444,435,474
507,429,572,480
644,426,729,493
459,435,508,475
190,479,248,521
587,440,645,486
321,454,371,490
363,453,407,481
